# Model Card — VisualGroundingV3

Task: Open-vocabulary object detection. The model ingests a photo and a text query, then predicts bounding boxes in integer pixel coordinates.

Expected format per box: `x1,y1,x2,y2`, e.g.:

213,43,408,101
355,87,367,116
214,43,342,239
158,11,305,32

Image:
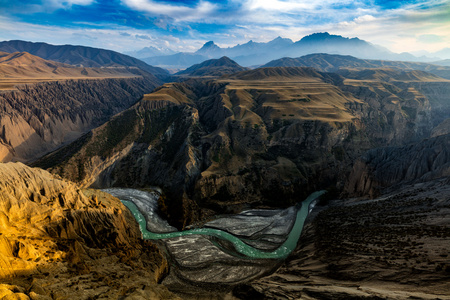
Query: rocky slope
240,128,450,299
34,66,444,227
0,76,161,162
0,162,177,299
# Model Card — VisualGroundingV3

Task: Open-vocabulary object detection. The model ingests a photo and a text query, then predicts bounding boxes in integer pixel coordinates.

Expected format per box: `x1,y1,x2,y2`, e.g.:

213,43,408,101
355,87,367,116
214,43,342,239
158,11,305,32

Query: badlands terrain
0,37,448,299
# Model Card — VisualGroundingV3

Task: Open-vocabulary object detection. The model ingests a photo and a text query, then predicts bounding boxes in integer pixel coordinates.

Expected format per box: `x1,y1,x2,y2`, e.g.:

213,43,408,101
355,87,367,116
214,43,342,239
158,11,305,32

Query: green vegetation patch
401,106,417,119
86,109,139,157
139,105,183,144
32,132,92,169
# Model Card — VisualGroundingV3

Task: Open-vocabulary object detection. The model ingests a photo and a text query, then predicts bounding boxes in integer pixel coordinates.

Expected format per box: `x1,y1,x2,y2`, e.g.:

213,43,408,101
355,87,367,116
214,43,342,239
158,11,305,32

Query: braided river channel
104,188,326,289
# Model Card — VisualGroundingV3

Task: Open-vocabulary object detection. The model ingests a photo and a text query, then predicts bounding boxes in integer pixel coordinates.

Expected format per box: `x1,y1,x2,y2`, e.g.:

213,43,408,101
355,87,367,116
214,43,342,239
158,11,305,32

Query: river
104,188,326,287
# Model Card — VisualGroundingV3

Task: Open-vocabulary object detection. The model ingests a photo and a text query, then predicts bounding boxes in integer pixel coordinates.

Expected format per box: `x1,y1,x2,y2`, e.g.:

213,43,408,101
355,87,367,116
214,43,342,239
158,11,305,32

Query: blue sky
0,0,449,55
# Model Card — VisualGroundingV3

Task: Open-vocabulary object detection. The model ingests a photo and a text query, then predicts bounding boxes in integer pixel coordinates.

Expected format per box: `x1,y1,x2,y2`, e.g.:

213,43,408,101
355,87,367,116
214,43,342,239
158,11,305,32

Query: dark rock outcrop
345,133,450,198
176,56,248,77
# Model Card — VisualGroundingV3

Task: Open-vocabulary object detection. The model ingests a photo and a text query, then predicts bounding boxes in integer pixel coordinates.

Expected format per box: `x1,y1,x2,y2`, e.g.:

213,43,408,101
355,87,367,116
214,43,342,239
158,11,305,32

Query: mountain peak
196,41,222,55
200,41,220,50
300,32,337,42
203,41,216,46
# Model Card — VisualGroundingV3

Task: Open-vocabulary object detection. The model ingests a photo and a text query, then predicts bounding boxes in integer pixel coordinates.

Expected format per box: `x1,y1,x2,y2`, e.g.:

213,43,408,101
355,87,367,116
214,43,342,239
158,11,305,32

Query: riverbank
246,178,450,299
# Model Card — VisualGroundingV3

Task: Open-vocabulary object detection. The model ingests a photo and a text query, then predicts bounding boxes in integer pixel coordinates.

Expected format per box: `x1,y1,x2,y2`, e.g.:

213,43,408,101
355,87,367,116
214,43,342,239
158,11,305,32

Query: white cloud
245,0,311,11
121,0,218,21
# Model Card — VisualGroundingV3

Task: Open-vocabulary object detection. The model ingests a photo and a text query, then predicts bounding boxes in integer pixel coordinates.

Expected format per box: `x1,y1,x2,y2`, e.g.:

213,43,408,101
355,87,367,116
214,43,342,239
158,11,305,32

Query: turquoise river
121,190,326,260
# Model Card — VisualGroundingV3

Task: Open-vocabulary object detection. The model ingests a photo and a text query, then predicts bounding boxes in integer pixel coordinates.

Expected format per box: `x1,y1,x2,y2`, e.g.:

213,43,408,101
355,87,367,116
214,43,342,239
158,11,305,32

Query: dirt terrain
247,179,450,299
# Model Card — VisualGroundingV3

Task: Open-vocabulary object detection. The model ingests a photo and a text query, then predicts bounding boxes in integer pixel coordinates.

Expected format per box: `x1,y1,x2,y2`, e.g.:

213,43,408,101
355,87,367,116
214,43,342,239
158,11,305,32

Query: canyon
35,63,447,225
0,40,448,299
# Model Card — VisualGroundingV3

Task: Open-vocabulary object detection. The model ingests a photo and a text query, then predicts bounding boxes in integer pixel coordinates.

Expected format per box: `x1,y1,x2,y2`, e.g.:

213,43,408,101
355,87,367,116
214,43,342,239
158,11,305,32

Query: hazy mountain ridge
263,53,450,79
138,32,439,69
124,45,176,59
0,40,169,78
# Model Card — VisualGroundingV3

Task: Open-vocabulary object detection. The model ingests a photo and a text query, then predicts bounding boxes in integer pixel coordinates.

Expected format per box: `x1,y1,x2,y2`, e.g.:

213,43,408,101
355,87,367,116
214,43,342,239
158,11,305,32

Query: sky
0,0,449,55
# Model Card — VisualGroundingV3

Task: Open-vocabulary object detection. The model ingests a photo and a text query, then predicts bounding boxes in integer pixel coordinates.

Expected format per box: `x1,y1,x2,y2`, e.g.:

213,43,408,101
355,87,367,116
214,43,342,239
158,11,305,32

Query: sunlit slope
0,51,142,90
220,67,361,124
0,162,174,299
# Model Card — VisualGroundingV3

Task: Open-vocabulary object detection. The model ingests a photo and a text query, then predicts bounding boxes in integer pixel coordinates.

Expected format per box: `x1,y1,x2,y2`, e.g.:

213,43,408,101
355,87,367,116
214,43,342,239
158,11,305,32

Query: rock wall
0,77,160,162
34,99,203,229
344,133,450,198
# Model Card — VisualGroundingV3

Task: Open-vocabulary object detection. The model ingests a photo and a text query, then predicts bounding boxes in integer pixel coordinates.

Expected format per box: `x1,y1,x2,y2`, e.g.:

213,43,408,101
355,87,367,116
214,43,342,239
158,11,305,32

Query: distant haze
139,33,449,69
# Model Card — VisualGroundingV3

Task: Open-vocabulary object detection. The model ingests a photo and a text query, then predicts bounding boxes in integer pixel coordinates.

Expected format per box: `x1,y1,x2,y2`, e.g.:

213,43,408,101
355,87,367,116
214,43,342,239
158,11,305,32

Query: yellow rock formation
0,162,177,299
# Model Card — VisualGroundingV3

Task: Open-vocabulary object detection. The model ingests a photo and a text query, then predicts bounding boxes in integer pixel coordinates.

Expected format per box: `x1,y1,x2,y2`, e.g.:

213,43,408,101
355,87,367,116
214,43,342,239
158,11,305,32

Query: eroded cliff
0,162,177,299
344,133,450,198
0,77,161,162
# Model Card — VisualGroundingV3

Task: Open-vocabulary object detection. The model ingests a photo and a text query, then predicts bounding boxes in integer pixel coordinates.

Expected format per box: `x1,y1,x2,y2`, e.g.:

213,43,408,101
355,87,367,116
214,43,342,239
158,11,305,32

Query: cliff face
34,67,445,224
403,81,450,127
35,95,203,228
344,133,450,198
0,77,160,162
0,162,176,299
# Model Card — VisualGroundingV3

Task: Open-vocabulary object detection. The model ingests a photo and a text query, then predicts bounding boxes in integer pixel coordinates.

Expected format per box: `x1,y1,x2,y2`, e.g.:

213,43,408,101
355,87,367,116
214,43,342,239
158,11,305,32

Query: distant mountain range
0,40,169,78
137,32,442,69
